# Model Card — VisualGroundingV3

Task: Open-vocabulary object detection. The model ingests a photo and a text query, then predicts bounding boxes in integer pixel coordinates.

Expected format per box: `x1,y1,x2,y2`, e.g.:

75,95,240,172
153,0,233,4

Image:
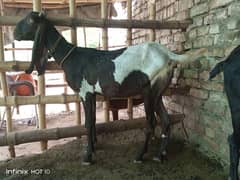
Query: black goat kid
210,46,240,180
14,11,207,165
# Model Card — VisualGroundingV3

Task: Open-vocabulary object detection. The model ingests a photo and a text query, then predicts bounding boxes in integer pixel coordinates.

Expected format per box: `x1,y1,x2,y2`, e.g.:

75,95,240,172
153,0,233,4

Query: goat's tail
168,48,208,63
209,61,224,80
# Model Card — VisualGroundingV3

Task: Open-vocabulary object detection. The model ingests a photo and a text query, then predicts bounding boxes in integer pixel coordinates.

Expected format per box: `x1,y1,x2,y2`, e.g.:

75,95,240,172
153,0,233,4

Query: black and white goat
210,46,240,180
14,11,207,165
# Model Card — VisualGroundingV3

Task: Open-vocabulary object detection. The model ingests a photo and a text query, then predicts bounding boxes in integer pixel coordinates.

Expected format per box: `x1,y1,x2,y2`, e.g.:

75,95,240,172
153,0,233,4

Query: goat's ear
25,22,47,75
36,48,48,75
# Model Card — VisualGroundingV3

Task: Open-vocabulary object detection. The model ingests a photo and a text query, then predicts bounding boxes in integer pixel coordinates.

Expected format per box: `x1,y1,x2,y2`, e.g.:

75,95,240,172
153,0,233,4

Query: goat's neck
45,25,75,66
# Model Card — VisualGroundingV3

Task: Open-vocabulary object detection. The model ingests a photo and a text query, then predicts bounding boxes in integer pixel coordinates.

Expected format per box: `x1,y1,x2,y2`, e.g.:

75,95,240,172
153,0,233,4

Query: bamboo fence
0,0,190,158
0,114,185,147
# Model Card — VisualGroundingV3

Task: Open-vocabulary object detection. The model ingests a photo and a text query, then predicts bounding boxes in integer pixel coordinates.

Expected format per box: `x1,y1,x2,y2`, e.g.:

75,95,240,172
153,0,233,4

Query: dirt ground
0,134,227,180
0,108,228,180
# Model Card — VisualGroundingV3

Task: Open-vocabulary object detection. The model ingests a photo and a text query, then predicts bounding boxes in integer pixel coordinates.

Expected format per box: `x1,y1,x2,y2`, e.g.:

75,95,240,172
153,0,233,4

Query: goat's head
14,11,48,75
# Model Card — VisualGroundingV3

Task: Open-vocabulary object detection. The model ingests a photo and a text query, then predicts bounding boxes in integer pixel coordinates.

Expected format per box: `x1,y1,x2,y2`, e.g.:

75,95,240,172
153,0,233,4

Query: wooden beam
0,15,192,30
149,0,156,41
126,0,133,120
33,0,48,152
0,61,60,72
0,114,185,147
0,0,15,158
69,0,82,128
101,0,110,122
0,87,190,107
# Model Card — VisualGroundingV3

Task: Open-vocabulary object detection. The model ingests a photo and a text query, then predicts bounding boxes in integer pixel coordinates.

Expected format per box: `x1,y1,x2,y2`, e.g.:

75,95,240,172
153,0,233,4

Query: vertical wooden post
33,0,47,151
0,0,15,158
69,0,81,128
83,27,87,47
149,0,156,42
69,0,77,45
127,0,133,120
12,42,15,61
101,0,110,122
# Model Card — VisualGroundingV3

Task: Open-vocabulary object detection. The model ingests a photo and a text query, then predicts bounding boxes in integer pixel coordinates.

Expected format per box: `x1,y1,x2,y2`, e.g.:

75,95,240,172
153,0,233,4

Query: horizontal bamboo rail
0,15,192,29
0,87,189,107
45,83,67,88
0,94,80,106
0,114,185,146
0,61,60,72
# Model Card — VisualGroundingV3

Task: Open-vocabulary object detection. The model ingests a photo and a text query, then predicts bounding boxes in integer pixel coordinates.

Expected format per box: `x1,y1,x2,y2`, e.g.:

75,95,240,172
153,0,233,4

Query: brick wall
132,0,240,164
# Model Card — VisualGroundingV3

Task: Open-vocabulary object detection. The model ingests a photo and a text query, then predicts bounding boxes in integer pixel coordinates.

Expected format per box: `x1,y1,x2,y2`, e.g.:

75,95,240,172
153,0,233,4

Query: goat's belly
115,71,150,97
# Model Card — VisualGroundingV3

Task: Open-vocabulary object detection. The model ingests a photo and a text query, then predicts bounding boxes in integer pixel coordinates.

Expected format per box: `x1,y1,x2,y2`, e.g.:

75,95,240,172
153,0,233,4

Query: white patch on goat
94,81,102,94
161,134,167,138
79,78,94,101
112,43,169,85
79,79,103,101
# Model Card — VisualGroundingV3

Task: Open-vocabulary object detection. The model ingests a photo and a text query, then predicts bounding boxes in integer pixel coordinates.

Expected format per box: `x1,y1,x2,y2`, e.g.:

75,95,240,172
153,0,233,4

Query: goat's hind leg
228,134,239,180
134,88,156,163
229,110,240,180
82,94,95,165
91,94,97,144
153,97,170,162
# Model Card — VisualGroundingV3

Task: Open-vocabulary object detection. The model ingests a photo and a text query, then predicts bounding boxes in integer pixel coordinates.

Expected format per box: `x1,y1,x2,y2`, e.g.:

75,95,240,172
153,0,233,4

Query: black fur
209,45,240,180
14,11,174,165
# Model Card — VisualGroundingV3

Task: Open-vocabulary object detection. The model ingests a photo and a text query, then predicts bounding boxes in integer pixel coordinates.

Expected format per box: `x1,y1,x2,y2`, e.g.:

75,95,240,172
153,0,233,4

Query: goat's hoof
153,155,168,163
82,155,93,166
82,160,92,166
152,156,161,162
133,159,143,164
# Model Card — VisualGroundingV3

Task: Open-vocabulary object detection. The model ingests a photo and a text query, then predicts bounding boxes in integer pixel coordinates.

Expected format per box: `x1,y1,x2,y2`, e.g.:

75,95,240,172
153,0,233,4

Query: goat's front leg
82,94,95,165
135,88,155,163
91,94,97,144
154,97,170,162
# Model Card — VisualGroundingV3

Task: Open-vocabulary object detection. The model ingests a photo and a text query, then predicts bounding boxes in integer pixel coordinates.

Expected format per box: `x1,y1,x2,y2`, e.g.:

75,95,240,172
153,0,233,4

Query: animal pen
0,0,192,159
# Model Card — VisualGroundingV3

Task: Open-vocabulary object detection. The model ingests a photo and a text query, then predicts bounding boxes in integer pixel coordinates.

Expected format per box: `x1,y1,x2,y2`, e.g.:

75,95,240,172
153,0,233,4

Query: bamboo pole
126,0,133,120
0,0,15,158
0,61,60,72
0,94,81,106
0,87,190,106
83,27,87,47
0,15,192,30
69,0,81,128
11,42,16,60
0,114,185,147
33,0,48,151
101,0,110,122
149,0,156,42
